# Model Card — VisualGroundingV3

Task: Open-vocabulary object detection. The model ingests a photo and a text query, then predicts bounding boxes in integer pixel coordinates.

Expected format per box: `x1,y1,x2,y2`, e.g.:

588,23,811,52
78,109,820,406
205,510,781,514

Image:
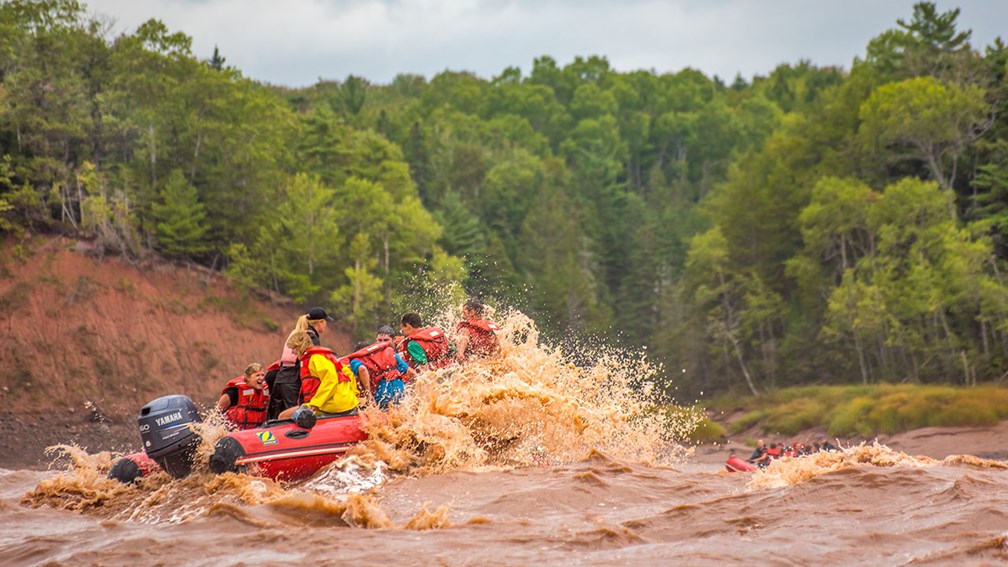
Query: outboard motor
138,394,202,478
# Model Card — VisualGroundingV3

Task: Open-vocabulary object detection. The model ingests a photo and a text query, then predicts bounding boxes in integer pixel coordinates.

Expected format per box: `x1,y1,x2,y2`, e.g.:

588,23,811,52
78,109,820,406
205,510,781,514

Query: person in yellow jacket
277,330,361,420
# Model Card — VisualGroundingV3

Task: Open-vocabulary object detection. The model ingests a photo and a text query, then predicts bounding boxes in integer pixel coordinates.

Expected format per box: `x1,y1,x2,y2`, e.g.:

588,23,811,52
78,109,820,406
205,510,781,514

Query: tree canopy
4,1,1008,395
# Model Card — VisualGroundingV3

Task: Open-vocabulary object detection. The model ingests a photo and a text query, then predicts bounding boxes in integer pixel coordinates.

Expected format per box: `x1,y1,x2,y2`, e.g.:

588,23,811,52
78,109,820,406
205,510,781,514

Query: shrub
827,396,875,437
689,416,727,444
731,409,770,433
763,397,826,435
707,384,1008,438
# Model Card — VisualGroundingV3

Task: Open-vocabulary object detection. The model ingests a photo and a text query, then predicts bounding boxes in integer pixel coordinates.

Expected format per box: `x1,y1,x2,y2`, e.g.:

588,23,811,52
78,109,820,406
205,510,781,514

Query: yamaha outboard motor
138,394,202,478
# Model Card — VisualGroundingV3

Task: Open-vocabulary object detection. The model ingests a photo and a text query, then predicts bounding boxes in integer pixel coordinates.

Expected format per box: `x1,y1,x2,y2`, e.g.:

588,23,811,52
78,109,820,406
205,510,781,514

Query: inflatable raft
108,450,163,483
725,455,758,472
109,394,368,484
209,413,367,481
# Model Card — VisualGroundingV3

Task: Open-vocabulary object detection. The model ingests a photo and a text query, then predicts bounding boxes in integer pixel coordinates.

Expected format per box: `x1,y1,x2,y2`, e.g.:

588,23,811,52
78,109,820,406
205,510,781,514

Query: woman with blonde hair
277,330,360,422
268,307,336,419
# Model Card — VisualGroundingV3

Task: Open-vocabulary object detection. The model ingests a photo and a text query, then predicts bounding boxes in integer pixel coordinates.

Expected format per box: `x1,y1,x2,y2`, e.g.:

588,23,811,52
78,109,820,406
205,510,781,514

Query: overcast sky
82,0,1007,87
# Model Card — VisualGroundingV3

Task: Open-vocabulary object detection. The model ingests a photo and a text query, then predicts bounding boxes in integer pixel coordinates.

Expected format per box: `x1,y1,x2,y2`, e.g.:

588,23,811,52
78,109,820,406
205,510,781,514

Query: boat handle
285,430,310,439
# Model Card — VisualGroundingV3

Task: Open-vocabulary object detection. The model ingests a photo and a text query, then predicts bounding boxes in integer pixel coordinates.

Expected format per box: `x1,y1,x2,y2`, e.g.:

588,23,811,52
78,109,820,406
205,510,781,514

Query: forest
2,1,1007,397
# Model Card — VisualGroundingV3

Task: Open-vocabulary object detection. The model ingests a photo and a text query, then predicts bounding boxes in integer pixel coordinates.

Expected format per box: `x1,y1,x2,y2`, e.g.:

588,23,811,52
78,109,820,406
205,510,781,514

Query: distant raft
725,455,758,473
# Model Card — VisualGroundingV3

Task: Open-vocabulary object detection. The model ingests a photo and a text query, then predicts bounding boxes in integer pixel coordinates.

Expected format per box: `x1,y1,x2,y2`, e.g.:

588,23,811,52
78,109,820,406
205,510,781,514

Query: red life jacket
765,447,782,459
222,377,270,430
397,326,452,370
454,318,501,358
298,346,349,405
346,341,403,384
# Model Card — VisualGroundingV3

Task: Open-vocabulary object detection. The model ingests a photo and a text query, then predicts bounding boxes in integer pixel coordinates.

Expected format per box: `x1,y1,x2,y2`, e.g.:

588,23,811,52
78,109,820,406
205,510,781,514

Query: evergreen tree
340,75,367,115
209,45,226,70
151,169,208,258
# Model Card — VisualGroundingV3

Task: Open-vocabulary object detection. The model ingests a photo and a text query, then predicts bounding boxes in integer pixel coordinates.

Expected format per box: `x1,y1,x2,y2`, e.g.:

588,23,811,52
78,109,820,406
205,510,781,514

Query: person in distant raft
345,326,416,410
278,330,360,421
397,312,455,371
266,306,335,420
217,362,270,430
452,298,500,362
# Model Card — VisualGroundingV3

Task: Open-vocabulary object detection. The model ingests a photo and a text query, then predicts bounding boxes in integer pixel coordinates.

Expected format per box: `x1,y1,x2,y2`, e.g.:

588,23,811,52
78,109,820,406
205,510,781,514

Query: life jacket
454,318,501,358
765,447,782,459
222,377,270,430
397,326,452,370
278,344,299,367
277,327,306,371
346,342,403,384
298,346,349,405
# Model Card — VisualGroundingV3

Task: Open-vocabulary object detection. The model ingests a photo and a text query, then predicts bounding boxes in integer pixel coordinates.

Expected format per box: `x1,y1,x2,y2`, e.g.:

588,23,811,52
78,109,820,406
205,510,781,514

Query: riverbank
0,411,138,470
691,419,1008,467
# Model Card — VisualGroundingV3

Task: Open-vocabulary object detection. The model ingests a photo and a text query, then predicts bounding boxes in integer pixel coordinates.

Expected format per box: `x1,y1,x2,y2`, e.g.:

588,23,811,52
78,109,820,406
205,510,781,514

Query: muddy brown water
3,312,1008,565
4,448,1008,566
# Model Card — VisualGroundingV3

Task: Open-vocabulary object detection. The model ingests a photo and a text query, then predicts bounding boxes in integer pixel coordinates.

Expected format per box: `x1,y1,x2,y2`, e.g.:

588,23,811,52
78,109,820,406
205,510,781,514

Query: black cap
307,306,334,322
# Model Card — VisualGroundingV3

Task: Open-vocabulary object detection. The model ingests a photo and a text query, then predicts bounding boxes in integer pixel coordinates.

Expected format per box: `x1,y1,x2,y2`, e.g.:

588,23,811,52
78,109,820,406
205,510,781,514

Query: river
3,312,1007,565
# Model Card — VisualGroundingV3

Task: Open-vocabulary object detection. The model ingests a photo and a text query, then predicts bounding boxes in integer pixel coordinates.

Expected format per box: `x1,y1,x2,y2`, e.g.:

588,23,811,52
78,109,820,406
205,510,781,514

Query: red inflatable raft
725,455,758,472
209,414,368,481
109,451,164,483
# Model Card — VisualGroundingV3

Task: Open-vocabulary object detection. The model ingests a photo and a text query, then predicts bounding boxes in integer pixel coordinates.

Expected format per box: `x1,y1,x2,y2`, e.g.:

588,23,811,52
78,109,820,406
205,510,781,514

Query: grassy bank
703,384,1008,438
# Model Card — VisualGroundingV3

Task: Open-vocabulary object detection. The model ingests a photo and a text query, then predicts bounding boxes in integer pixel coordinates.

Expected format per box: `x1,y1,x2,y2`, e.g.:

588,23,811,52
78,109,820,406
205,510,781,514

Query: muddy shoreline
0,412,139,470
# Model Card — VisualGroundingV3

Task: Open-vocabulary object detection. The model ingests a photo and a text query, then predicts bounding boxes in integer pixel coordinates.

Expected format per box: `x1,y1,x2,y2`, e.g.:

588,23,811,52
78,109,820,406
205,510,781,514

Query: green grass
646,405,728,444
703,384,1008,438
689,415,728,444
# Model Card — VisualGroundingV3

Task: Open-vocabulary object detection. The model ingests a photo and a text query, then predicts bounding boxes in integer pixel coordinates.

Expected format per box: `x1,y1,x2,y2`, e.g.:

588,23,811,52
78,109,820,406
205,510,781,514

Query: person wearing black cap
266,307,337,419
304,306,334,346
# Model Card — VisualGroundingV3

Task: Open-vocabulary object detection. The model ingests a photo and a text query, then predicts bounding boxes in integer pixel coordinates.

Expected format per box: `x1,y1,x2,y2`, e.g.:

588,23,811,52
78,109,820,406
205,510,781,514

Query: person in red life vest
397,312,455,371
757,442,783,468
453,298,501,362
216,362,270,430
277,330,360,421
375,325,396,344
346,326,417,410
266,306,336,420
